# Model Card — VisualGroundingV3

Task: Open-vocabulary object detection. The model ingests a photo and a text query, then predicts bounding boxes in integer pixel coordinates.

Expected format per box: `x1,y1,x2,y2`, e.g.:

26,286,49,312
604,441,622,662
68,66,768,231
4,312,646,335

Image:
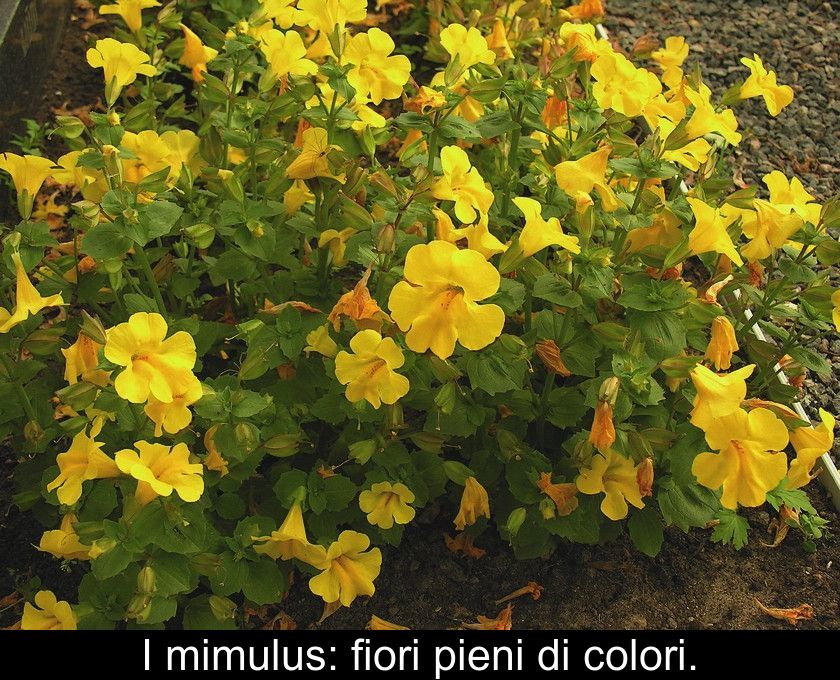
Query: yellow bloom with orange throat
388,241,505,359
0,251,64,334
576,449,645,521
344,28,411,104
104,312,198,404
454,476,490,530
692,407,788,509
86,38,157,104
115,441,204,506
98,0,160,33
308,530,382,606
359,481,416,529
335,330,409,408
431,146,494,224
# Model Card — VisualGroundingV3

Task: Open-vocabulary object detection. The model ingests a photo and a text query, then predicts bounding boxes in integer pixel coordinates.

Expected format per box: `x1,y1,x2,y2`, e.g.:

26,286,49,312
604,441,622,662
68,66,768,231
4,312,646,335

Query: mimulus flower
344,28,411,104
297,0,367,35
144,376,203,437
0,152,54,219
259,0,303,28
104,312,198,404
367,615,409,630
787,409,835,489
46,424,120,505
559,23,613,63
286,127,343,181
203,425,229,477
686,197,744,267
588,401,616,453
115,441,204,506
359,481,416,529
99,0,160,33
327,269,391,332
651,36,688,88
160,129,203,179
454,476,490,530
739,54,794,117
62,332,109,386
179,24,218,82
740,199,802,262
305,325,339,357
684,84,741,146
576,449,645,521
689,363,754,430
461,216,507,259
536,472,578,516
554,147,620,213
692,407,788,509
318,227,356,266
439,24,496,71
705,316,739,370
309,530,382,606
763,171,821,224
513,196,580,258
39,514,93,561
334,330,410,408
21,591,77,630
431,146,494,224
486,18,513,60
591,52,661,118
86,38,157,104
388,241,505,359
0,252,65,334
118,130,171,184
260,29,318,79
252,503,327,565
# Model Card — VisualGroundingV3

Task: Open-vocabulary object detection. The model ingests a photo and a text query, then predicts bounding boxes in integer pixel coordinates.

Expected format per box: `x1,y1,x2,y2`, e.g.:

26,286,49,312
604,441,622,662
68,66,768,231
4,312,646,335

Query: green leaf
183,595,237,630
138,201,184,242
628,506,664,557
618,273,691,311
765,481,817,514
626,309,686,361
657,477,718,532
82,222,133,260
532,274,583,308
462,350,524,396
546,494,602,544
546,388,587,428
243,559,287,605
92,544,132,580
711,509,749,549
151,552,195,597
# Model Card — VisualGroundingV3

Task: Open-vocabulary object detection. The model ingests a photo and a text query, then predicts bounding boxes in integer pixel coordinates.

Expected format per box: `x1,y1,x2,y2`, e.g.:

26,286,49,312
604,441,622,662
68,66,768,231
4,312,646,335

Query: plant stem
134,247,167,316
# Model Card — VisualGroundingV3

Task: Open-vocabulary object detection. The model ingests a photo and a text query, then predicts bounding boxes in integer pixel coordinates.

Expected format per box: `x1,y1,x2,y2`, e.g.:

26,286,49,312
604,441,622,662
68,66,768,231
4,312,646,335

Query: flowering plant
1,0,837,629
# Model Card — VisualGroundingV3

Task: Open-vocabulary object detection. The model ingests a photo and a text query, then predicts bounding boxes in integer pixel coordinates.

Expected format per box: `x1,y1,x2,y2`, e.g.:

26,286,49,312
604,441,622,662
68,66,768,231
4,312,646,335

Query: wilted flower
535,339,571,376
454,476,491,530
367,615,409,630
536,472,578,516
486,18,513,60
705,316,739,371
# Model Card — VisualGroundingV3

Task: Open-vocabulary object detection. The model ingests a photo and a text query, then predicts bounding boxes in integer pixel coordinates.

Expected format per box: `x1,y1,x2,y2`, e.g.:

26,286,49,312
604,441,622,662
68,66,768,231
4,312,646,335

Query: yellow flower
104,312,197,404
686,197,744,267
203,425,229,477
309,530,382,606
327,269,392,331
297,0,367,35
439,24,496,71
388,241,504,359
566,0,605,19
689,363,754,430
144,376,203,437
160,129,203,180
0,152,54,219
334,329,409,408
651,36,688,90
833,290,840,333
344,28,410,104
318,227,356,267
46,424,120,505
99,0,160,32
115,441,204,506
740,199,802,262
286,127,343,181
684,84,741,146
462,216,507,259
260,29,318,79
53,150,107,201
21,591,77,630
359,481,416,529
739,54,793,117
576,449,645,521
431,145,494,224
591,52,662,118
39,514,92,561
486,18,513,60
86,38,157,104
705,316,739,371
259,0,303,28
536,472,578,516
62,332,110,386
284,179,314,214
588,401,616,453
762,171,821,224
554,147,620,213
0,252,65,333
429,71,485,121
454,476,490,530
179,24,218,82
692,407,788,509
367,615,409,630
305,325,339,358
516,196,580,257
559,23,613,63
788,409,835,489
252,503,327,565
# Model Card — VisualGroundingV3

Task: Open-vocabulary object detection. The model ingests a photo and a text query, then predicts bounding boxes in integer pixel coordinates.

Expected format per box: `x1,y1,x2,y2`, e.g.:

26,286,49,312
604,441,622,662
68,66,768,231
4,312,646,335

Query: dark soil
1,1,838,631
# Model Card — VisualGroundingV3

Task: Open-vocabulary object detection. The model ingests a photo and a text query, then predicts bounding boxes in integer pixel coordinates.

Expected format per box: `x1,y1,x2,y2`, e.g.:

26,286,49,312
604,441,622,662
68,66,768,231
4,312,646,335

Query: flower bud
589,401,615,453
137,565,156,595
263,433,301,458
126,594,152,621
234,422,260,454
506,507,527,537
24,420,44,444
705,316,739,371
349,439,377,464
376,223,396,255
385,402,404,431
637,457,654,498
107,110,121,126
598,376,620,406
539,497,556,520
80,309,108,345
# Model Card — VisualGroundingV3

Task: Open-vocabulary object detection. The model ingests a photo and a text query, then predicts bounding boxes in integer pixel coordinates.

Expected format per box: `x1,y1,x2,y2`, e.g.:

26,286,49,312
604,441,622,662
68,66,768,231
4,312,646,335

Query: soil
1,1,838,631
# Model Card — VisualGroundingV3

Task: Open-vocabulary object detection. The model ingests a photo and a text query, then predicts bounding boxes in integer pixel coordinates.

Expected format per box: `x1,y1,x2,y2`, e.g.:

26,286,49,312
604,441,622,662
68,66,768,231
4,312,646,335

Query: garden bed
0,0,837,631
